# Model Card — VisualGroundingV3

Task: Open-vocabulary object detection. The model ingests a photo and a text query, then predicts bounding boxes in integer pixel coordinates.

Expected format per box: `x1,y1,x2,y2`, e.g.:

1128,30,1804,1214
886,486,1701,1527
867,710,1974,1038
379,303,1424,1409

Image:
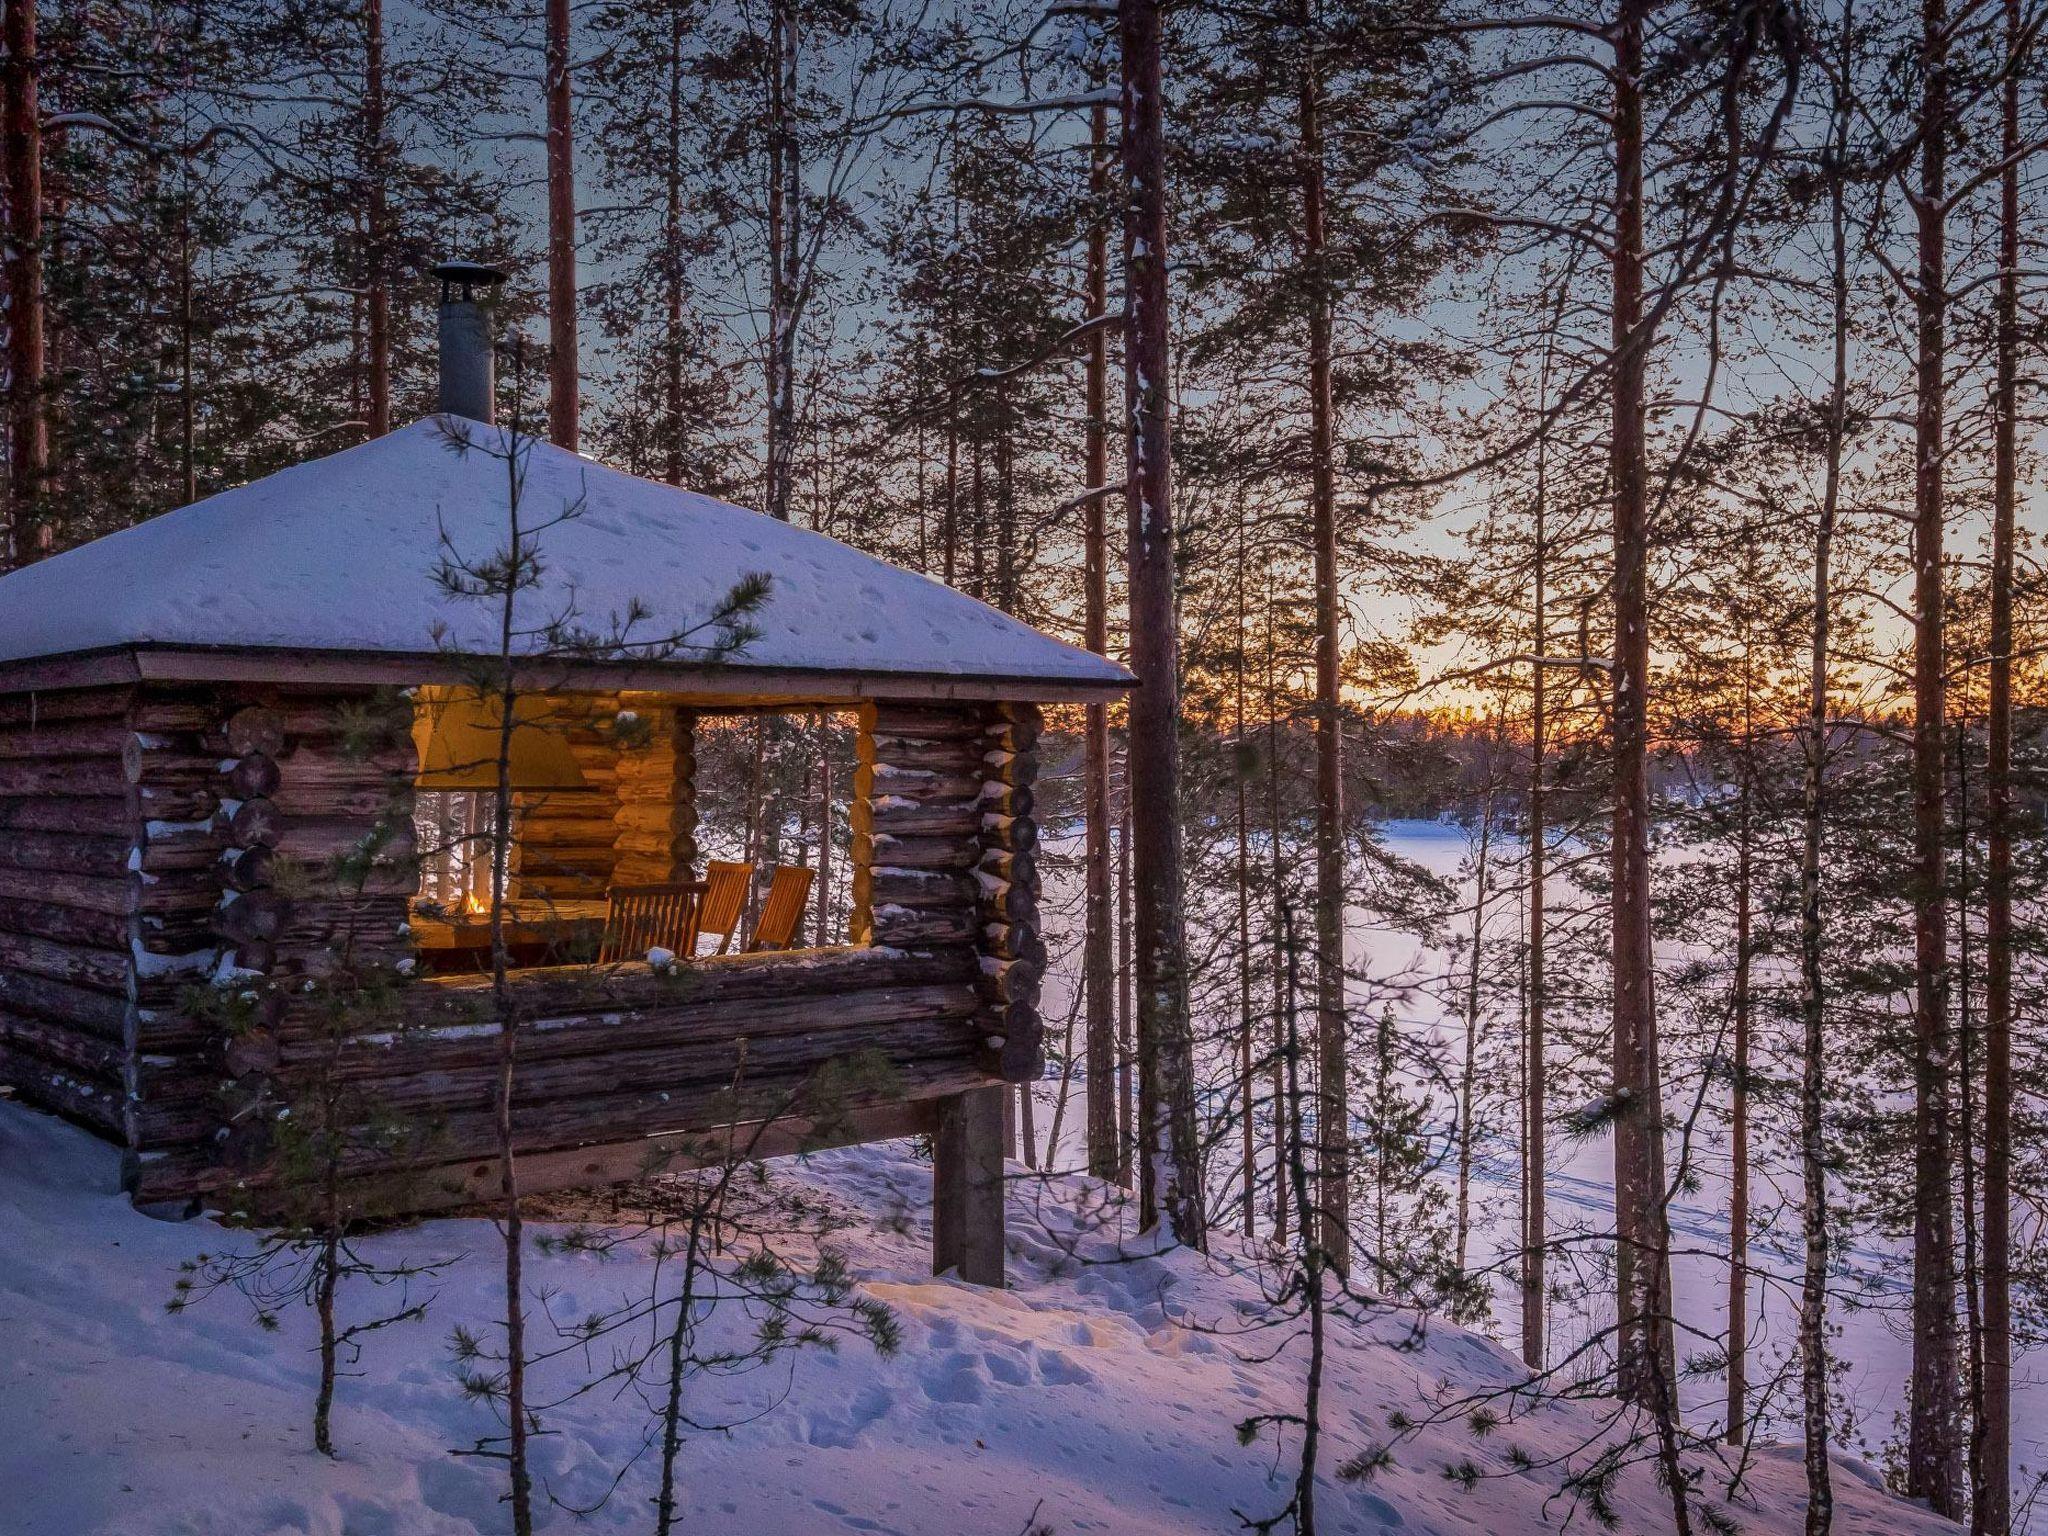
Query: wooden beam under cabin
279,1098,943,1218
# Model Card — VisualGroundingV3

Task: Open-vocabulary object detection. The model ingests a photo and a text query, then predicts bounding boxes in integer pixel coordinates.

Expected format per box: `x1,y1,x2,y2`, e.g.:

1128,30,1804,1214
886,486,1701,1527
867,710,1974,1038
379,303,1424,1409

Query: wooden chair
746,864,815,953
696,859,754,956
600,883,703,965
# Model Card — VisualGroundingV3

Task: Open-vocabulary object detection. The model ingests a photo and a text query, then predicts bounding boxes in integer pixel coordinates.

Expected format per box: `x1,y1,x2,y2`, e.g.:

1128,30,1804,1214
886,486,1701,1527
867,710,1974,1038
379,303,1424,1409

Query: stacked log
856,700,1044,1085
123,687,245,1165
121,687,423,1201
516,692,619,900
611,694,697,884
216,688,417,982
128,943,987,1204
974,704,1044,1083
0,687,137,1134
0,686,229,1155
863,705,992,952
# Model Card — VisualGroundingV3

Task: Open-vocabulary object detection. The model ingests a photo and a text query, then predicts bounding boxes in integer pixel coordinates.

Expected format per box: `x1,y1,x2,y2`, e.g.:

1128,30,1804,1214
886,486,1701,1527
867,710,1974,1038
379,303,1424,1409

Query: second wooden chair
697,859,755,956
601,883,703,965
746,864,815,952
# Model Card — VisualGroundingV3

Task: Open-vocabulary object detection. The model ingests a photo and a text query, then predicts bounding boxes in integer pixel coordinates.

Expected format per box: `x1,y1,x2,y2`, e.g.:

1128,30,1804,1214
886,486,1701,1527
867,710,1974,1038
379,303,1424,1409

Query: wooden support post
614,694,697,883
849,702,876,943
932,1084,1006,1287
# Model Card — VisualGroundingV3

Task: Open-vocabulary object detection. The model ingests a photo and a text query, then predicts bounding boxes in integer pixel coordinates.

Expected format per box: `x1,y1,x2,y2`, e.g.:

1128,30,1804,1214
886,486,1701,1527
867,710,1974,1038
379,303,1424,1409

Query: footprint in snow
1035,1349,1096,1388
804,1383,893,1449
415,1457,498,1524
1066,1318,1124,1349
922,1351,987,1404
983,1349,1032,1387
810,1496,907,1534
1344,1486,1407,1528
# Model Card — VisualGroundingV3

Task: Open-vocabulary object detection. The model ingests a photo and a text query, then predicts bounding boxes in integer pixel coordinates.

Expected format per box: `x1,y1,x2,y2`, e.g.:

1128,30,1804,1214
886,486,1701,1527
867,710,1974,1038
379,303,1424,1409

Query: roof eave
0,643,1135,704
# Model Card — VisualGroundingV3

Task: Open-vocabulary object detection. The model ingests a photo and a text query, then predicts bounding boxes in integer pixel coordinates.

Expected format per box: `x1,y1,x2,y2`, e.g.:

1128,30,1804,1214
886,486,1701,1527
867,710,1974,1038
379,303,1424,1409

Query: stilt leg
933,1086,1005,1286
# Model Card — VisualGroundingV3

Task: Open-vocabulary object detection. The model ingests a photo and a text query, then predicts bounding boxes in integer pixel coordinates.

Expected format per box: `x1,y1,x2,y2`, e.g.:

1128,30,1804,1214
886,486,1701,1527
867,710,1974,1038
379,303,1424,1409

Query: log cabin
0,264,1130,1285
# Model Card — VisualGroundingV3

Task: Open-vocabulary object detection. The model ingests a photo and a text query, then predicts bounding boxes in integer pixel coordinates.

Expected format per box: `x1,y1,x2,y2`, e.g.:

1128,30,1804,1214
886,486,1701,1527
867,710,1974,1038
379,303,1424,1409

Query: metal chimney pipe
432,260,508,423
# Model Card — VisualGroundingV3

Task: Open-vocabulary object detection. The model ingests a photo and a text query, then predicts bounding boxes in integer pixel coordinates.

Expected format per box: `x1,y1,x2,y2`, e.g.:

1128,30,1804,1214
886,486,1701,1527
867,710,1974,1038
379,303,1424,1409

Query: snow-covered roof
0,417,1131,696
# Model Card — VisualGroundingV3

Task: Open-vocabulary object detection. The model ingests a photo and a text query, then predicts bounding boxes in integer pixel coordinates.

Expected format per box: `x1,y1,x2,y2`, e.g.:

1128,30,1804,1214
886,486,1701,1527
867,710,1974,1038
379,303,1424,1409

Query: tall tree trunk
350,239,365,432
1373,1007,1392,1275
1959,713,1984,1533
914,411,928,569
1278,906,1322,1536
544,0,579,449
1797,36,1852,1528
995,401,1018,612
177,160,197,505
1236,504,1257,1237
763,0,800,522
1082,98,1119,1184
1267,568,1289,1243
363,0,391,438
661,1,687,485
1977,6,2020,1530
1117,787,1134,1187
942,392,959,585
1726,655,1754,1446
1523,447,1548,1369
1608,0,1677,1413
1454,775,1494,1274
1296,0,1347,1277
1906,0,1961,1510
3,0,46,568
1019,1078,1038,1170
1119,0,1204,1247
1797,521,1837,1535
992,406,1009,609
970,437,986,600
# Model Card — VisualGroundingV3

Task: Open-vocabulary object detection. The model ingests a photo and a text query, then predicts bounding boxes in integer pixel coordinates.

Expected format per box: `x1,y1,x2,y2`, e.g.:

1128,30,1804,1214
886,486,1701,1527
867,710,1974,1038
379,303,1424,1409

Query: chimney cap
432,260,509,300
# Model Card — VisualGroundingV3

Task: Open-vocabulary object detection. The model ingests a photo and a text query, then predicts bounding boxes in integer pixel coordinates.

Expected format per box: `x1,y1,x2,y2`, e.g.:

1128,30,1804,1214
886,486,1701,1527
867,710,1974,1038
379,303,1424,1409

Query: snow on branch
865,85,1118,128
1052,484,1119,516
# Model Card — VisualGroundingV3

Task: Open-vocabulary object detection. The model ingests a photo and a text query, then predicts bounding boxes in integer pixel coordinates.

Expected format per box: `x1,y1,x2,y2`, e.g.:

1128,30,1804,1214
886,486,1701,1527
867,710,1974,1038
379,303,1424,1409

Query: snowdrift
0,1099,1948,1535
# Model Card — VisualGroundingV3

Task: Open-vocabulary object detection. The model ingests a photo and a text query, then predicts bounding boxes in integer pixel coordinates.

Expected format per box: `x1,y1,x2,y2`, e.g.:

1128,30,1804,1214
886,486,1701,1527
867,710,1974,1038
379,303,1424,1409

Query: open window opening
404,688,870,976
412,790,513,913
690,708,861,953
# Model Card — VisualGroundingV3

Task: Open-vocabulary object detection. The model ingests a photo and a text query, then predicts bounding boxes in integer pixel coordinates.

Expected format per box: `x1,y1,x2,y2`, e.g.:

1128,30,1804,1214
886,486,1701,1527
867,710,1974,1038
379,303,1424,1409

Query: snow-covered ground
0,1096,1949,1536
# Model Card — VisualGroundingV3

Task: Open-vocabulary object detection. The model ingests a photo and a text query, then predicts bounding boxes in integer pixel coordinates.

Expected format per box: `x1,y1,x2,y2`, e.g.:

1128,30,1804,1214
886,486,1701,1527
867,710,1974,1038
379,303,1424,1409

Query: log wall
125,686,421,1195
130,944,992,1205
611,694,697,885
0,681,424,1181
0,682,1045,1217
974,703,1044,1082
863,700,1043,1085
128,687,246,1171
0,685,163,1141
516,692,620,901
